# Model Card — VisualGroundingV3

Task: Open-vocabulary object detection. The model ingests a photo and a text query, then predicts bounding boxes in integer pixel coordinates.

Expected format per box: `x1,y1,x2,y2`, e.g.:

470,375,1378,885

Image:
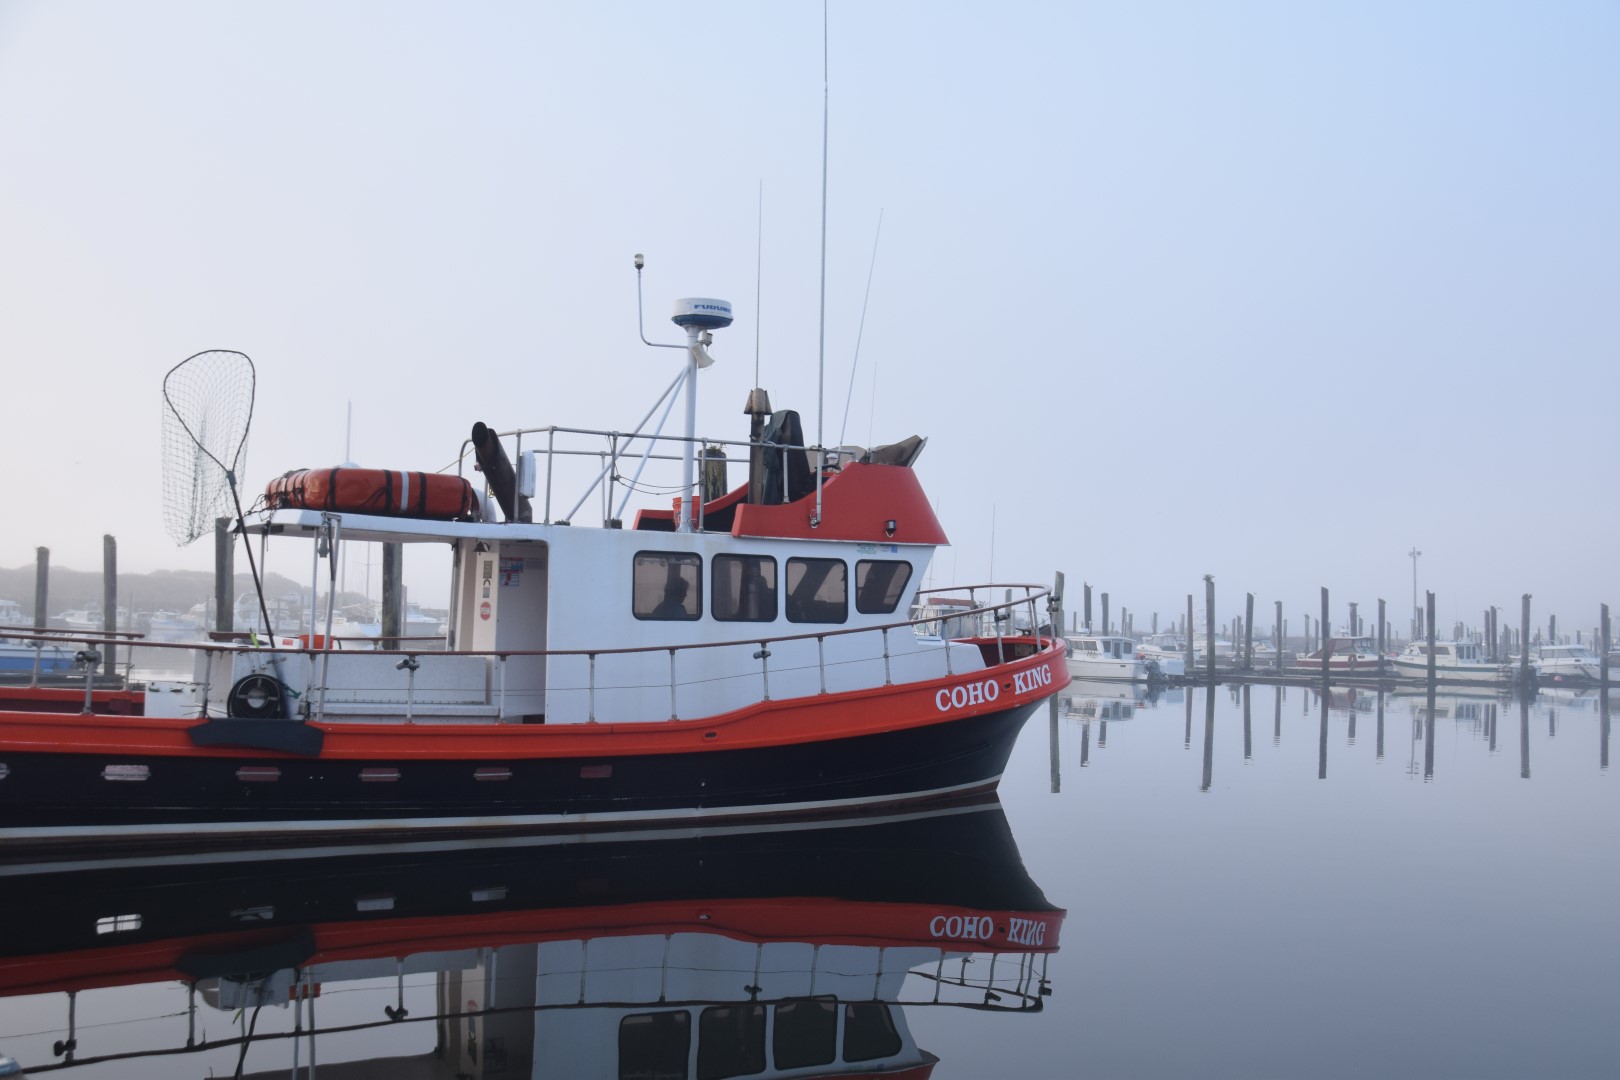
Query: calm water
0,682,1612,1079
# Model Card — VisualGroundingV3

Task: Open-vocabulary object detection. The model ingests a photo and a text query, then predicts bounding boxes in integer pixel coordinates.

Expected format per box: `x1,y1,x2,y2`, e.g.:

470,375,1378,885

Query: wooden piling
33,546,49,630
214,518,233,633
1274,600,1283,671
1186,594,1195,675
1320,587,1330,680
1244,592,1254,670
1601,603,1610,690
1549,614,1557,646
102,535,117,677
1377,598,1386,678
1083,583,1092,632
1204,576,1216,684
382,542,404,650
1426,591,1437,687
1519,594,1532,687
1101,593,1109,637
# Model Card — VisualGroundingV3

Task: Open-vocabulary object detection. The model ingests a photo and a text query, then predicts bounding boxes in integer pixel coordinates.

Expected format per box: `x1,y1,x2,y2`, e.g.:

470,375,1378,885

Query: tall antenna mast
839,208,883,449
813,0,829,527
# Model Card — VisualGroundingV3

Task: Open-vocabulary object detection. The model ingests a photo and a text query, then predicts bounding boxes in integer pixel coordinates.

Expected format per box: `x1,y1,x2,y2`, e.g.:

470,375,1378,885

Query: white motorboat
1134,633,1187,678
1533,643,1604,683
1391,640,1512,684
1065,634,1155,682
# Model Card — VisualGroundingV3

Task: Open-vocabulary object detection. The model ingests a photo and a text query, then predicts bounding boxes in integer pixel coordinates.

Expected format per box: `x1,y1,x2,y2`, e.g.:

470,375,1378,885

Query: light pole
1408,547,1422,640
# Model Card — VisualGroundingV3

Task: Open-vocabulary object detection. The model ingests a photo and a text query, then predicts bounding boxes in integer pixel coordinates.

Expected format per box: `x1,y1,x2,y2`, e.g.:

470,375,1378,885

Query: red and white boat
0,288,1067,853
1291,635,1388,677
0,800,1062,1079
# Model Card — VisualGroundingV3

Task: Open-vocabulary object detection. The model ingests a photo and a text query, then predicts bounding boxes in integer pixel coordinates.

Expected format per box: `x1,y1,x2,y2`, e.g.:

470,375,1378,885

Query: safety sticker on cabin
479,600,491,621
500,557,524,587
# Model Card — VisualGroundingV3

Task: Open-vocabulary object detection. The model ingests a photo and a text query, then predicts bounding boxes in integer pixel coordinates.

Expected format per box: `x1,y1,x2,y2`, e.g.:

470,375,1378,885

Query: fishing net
161,350,256,546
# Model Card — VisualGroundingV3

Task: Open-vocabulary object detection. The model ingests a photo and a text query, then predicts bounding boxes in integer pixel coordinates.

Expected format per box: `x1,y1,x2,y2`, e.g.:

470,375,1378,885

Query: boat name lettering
1012,666,1053,695
930,914,995,940
934,678,1000,712
1007,916,1047,946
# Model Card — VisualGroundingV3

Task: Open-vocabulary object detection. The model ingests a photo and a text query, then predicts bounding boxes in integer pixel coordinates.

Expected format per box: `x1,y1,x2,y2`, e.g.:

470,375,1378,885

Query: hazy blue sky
1,1,1615,634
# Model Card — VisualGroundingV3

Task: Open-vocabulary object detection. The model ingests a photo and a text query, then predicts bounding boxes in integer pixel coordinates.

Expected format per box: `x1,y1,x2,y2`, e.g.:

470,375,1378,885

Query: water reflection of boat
0,800,1062,1079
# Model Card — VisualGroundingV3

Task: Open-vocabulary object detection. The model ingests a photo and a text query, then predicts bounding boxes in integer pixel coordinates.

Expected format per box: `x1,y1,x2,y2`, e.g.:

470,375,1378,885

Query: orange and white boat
0,287,1067,854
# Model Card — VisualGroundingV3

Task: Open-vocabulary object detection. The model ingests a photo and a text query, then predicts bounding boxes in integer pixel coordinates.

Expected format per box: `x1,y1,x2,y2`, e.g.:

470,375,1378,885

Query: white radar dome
671,298,734,331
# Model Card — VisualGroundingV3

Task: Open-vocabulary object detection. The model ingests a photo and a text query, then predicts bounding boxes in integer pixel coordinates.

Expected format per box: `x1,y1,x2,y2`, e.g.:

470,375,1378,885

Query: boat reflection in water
0,798,1062,1079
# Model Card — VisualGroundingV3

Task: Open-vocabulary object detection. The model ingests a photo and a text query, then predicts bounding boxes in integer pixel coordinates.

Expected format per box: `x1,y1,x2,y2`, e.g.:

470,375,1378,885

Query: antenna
634,254,732,532
813,0,829,527
754,180,763,388
161,349,274,636
838,208,884,449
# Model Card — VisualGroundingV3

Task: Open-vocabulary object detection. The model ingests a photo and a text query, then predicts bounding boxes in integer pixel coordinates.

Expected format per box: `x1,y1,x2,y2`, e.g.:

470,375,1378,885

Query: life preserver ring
228,673,287,720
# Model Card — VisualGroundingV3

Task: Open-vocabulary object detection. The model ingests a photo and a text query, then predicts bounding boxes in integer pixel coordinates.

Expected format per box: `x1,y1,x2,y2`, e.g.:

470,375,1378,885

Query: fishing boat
1064,633,1155,682
0,799,1063,1079
1292,635,1387,677
0,599,76,677
1134,633,1188,678
1390,640,1513,684
1533,643,1604,684
0,289,1067,853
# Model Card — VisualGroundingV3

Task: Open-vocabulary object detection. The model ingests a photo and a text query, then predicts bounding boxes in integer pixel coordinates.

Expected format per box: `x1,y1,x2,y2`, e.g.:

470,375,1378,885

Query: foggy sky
1,1,1615,631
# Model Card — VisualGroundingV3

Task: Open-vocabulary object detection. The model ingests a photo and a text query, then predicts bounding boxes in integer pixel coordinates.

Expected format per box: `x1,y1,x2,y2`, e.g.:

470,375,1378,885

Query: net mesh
161,349,256,546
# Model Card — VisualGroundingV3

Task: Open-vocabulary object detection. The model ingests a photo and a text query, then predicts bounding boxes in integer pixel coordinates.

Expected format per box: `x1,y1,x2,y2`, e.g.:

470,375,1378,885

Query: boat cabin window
1435,645,1451,657
697,1004,766,1080
773,998,837,1070
785,558,848,624
854,559,913,614
634,552,702,621
620,1010,691,1080
843,1002,902,1063
711,554,778,622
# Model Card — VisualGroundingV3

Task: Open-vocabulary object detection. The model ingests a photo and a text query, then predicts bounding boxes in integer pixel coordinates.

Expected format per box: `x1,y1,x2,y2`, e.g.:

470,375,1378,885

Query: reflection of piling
1376,690,1385,759
1201,688,1215,791
1243,685,1252,760
1600,693,1609,771
1184,686,1193,749
1273,685,1282,744
1424,683,1436,780
1519,594,1532,687
1486,702,1496,753
1080,718,1091,767
1317,692,1328,779
1048,696,1060,793
1519,696,1531,779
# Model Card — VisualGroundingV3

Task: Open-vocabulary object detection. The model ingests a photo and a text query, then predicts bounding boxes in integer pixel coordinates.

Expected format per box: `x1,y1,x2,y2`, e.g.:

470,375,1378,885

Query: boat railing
1,583,1062,723
459,422,844,527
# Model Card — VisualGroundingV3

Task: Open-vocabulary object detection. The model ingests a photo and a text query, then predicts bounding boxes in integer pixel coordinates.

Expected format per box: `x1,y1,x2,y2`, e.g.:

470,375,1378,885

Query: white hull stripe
0,774,1002,846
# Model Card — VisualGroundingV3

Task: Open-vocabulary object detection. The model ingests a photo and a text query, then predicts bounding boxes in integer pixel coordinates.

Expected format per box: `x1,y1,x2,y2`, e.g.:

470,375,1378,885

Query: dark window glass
711,554,778,622
842,1002,901,1063
773,998,837,1070
620,1011,690,1080
854,560,913,614
634,552,702,621
696,1004,765,1080
785,558,847,624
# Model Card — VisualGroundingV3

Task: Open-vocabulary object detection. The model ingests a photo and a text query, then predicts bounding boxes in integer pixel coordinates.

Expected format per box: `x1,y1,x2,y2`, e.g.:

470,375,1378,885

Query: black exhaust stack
471,422,533,523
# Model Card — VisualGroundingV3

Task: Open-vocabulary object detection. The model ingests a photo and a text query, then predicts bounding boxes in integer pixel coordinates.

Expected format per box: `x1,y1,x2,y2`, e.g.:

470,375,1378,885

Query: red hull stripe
0,897,1062,996
0,637,1069,761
